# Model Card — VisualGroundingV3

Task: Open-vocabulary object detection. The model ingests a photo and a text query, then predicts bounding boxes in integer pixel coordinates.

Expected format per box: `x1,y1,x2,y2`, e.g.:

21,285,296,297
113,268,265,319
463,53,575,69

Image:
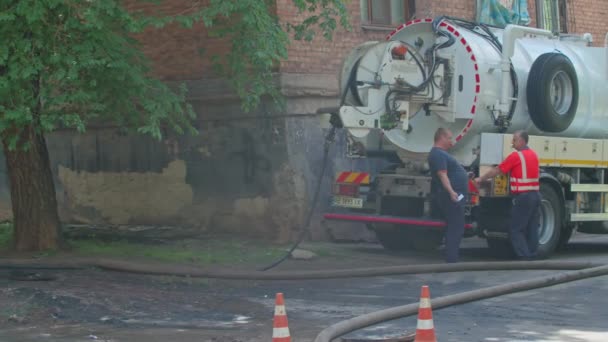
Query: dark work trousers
510,191,541,258
435,194,465,263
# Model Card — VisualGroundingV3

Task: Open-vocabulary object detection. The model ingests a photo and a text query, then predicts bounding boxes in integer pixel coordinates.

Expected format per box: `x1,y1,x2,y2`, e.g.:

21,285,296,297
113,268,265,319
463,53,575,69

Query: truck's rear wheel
408,230,443,251
486,238,514,258
557,224,574,250
373,225,412,251
482,184,563,258
372,224,442,251
537,184,562,258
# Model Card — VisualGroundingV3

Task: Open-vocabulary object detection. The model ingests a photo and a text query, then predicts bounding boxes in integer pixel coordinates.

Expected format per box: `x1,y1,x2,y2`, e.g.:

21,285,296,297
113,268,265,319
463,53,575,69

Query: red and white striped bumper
323,213,475,229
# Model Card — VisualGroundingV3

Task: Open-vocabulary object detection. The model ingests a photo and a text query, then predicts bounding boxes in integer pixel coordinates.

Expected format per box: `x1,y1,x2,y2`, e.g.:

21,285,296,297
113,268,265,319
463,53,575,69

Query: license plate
493,174,509,196
332,196,363,208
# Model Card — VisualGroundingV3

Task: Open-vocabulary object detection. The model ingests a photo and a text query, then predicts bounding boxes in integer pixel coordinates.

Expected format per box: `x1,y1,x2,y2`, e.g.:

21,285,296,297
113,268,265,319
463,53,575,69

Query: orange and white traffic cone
414,285,437,342
272,292,291,342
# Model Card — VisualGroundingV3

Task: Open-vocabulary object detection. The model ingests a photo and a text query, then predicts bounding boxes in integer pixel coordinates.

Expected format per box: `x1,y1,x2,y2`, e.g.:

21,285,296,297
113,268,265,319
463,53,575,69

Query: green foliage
0,1,349,147
0,0,198,147
0,221,288,266
0,222,12,248
172,0,350,111
70,238,286,266
289,0,350,41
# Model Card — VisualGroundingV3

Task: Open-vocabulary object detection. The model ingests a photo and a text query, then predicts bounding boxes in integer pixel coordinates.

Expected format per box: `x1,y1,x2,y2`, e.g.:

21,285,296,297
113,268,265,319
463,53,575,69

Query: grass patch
0,222,289,266
0,222,13,249
0,223,343,267
0,222,59,257
69,238,289,266
302,243,334,257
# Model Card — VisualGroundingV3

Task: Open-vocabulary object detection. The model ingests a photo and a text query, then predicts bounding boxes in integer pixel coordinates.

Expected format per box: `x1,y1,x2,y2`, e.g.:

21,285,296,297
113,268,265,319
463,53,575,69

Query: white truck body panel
339,19,608,167
480,133,606,168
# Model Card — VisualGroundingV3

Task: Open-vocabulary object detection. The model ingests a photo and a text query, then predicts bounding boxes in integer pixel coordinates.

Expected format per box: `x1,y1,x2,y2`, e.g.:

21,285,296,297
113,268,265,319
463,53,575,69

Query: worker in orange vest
475,130,541,260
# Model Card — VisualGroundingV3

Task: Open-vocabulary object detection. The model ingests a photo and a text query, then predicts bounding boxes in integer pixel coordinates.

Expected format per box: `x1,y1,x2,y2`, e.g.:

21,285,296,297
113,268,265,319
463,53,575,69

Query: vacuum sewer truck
323,16,608,258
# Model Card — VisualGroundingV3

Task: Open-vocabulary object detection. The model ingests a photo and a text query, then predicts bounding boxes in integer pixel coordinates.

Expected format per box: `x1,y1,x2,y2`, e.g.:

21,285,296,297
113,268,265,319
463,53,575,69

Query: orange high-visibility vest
499,148,540,194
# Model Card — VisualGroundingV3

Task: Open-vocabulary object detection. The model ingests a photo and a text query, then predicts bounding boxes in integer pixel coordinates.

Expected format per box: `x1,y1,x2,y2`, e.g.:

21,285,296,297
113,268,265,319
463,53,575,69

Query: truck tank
338,17,608,167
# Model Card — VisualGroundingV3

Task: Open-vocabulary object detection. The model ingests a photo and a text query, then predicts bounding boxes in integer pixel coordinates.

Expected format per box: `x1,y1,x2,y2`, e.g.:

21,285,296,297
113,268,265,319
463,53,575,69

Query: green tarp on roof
478,0,530,27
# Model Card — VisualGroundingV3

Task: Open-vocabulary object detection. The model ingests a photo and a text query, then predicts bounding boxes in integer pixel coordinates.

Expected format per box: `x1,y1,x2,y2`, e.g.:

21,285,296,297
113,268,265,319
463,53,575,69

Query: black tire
536,184,563,258
486,238,514,258
557,224,574,250
481,185,563,258
408,230,443,251
526,53,578,132
372,225,442,252
347,58,364,106
374,226,412,251
479,198,514,258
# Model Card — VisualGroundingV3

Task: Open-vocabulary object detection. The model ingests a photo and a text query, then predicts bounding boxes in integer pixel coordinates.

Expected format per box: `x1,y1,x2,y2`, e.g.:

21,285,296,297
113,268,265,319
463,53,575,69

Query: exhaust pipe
605,32,608,80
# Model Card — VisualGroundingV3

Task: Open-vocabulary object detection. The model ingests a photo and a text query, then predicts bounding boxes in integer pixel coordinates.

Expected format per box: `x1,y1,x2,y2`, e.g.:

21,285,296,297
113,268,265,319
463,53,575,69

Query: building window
536,0,568,33
360,0,415,27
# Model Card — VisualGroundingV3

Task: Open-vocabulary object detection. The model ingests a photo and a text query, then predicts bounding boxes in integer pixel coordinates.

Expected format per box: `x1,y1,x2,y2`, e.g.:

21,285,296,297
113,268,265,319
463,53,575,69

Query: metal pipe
556,172,573,184
499,25,554,114
605,32,608,80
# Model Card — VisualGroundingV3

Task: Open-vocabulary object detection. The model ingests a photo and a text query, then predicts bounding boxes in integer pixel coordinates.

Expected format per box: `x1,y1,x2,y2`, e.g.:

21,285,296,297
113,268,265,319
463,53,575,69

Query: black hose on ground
314,264,608,342
5,256,608,341
258,126,336,271
259,45,361,272
0,258,603,280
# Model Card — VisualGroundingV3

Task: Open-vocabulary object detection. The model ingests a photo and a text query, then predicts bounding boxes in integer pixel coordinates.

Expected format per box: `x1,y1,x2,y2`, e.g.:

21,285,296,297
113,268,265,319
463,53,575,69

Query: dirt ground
4,231,607,342
0,227,425,342
0,267,264,341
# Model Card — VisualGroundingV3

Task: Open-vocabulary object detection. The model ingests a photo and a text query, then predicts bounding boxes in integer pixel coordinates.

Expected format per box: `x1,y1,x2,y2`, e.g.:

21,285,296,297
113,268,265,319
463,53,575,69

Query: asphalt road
2,232,608,342
238,234,608,342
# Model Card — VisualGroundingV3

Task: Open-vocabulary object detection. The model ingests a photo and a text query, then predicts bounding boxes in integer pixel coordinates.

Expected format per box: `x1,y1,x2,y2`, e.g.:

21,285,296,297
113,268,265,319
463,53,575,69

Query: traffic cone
272,293,291,342
414,285,437,342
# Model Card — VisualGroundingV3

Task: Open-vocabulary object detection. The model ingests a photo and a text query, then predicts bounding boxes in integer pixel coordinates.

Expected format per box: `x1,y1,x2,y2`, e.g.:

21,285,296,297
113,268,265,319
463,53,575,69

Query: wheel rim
538,198,555,245
550,70,574,116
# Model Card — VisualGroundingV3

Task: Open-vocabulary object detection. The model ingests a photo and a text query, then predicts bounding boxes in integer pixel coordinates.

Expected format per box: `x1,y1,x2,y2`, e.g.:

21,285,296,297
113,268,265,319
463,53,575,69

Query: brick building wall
568,0,608,47
2,1,602,241
277,0,474,75
116,0,608,83
277,0,607,76
123,0,231,81
276,0,386,74
119,0,607,82
423,0,476,19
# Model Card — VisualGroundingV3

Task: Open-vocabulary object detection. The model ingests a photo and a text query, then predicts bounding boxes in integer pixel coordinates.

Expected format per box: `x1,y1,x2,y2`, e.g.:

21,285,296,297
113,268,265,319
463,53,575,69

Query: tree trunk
3,124,60,251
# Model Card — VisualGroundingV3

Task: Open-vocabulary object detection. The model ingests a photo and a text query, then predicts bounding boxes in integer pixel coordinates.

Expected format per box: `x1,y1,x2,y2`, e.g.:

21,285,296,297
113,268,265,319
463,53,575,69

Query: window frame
536,0,568,33
361,0,415,30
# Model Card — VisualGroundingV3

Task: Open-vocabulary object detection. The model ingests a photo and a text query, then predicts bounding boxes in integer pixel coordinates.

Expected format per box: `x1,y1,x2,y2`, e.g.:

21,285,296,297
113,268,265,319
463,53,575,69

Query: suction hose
0,258,603,280
4,256,608,341
314,264,608,342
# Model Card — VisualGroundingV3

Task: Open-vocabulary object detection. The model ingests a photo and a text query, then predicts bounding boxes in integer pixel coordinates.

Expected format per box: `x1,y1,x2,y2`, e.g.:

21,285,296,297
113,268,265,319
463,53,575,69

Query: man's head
512,130,529,150
434,128,454,150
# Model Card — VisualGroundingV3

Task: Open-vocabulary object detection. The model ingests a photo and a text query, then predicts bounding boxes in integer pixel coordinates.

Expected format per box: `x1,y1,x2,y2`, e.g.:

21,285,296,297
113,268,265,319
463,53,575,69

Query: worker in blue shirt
428,128,468,263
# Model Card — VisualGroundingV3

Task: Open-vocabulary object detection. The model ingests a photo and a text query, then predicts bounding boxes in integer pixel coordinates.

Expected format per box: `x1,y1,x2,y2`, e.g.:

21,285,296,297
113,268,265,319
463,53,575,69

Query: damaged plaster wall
0,74,380,243
282,75,383,242
57,160,193,225
0,97,310,241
